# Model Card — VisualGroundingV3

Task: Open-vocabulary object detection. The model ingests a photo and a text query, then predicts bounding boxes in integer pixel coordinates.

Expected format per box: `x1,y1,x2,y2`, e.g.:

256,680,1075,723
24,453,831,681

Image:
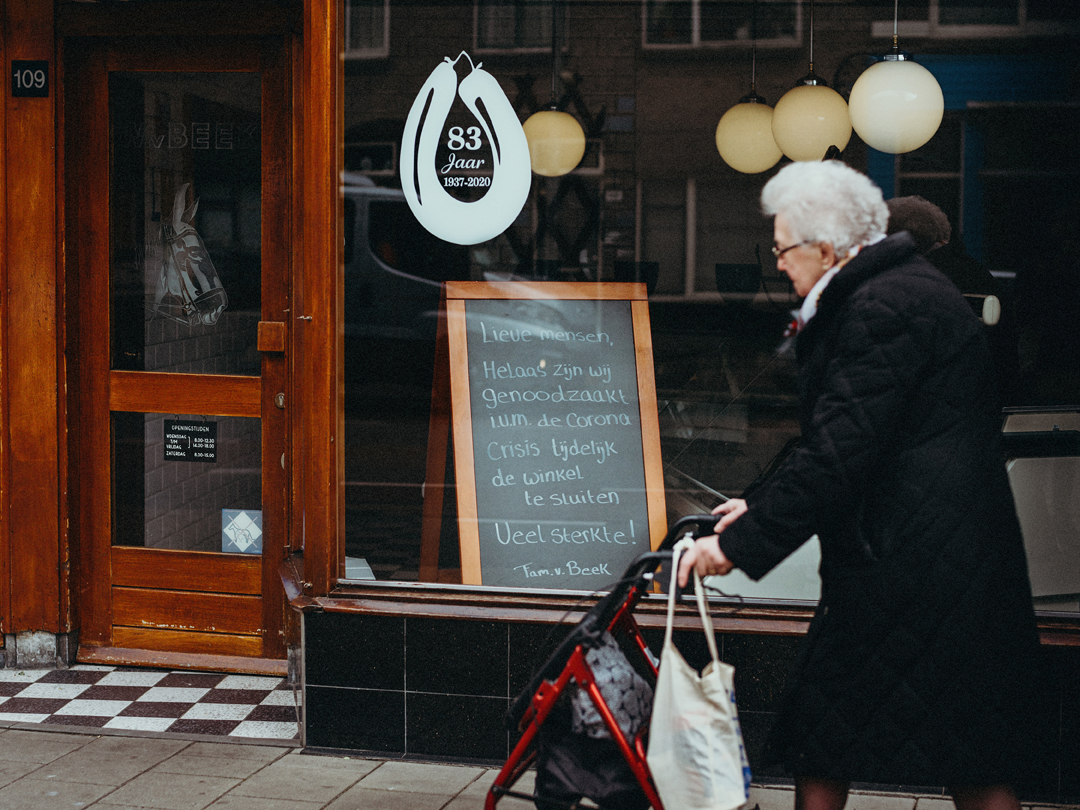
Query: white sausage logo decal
401,53,531,246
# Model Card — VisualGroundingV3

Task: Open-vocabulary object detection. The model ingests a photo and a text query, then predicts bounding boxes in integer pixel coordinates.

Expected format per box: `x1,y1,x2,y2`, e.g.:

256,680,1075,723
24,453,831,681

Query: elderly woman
678,162,1039,810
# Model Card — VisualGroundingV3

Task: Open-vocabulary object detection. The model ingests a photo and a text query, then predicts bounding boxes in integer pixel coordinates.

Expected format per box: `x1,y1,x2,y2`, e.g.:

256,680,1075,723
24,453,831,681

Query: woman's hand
712,498,748,532
675,499,747,587
676,535,731,587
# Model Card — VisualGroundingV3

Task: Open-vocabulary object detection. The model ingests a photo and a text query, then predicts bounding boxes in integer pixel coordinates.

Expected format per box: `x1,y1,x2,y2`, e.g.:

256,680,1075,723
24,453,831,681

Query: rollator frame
486,514,719,810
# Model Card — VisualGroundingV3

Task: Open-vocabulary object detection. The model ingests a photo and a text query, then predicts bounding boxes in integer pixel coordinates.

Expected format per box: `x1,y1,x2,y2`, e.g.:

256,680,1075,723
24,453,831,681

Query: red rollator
486,515,719,810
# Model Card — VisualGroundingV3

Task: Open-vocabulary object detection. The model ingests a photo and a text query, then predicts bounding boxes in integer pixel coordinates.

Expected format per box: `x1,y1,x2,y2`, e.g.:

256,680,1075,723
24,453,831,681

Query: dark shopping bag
534,694,650,810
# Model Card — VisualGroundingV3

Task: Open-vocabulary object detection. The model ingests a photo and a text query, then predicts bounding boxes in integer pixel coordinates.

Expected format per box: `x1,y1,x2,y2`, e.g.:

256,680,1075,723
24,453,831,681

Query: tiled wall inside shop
144,309,260,377
302,612,1080,803
141,310,261,551
142,414,261,551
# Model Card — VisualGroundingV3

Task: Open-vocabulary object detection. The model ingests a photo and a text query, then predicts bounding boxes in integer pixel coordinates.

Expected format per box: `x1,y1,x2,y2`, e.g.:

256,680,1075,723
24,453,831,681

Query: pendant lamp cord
750,0,758,93
892,0,900,53
550,0,558,104
808,0,815,73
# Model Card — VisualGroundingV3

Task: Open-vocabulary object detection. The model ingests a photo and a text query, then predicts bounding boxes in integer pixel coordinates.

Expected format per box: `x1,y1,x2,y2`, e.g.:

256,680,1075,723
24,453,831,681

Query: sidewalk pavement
0,723,1074,810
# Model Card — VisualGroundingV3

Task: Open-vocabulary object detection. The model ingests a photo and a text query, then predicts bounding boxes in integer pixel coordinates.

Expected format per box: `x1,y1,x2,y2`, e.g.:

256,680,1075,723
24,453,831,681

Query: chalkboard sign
421,281,666,589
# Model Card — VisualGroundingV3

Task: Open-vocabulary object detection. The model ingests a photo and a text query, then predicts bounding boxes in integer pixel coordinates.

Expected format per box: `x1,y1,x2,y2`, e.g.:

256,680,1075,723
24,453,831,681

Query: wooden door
66,37,291,673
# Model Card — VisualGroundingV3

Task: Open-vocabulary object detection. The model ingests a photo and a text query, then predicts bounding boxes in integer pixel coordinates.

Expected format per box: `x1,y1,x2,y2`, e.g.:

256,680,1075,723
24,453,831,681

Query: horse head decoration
152,183,228,326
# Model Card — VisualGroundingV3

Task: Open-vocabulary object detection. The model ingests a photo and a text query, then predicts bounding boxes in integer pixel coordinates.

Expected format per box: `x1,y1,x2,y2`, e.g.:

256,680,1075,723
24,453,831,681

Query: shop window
643,0,800,49
872,0,1080,38
344,0,389,59
335,1,1078,614
475,0,566,52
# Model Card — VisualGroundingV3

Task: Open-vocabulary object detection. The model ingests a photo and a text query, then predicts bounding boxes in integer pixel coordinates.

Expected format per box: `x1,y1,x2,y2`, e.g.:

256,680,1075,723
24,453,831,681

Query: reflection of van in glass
343,174,470,402
343,174,470,343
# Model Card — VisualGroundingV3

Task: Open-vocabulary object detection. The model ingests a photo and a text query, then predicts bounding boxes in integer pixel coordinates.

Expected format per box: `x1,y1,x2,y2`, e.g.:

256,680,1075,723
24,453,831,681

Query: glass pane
110,72,262,375
516,2,554,49
1027,0,1080,21
939,0,1018,26
113,412,262,552
896,113,962,175
894,177,961,244
645,0,693,44
348,0,386,52
898,0,931,20
477,2,517,48
700,1,798,42
643,181,686,295
697,181,774,295
338,0,1077,603
477,0,559,49
981,107,1079,175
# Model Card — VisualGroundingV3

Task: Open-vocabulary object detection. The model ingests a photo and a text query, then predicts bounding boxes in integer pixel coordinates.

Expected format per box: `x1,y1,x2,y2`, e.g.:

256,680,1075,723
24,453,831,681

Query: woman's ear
818,242,839,270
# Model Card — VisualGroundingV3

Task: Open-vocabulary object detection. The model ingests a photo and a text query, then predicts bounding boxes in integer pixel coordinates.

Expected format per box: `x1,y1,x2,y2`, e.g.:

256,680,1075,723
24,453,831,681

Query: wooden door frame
64,35,292,673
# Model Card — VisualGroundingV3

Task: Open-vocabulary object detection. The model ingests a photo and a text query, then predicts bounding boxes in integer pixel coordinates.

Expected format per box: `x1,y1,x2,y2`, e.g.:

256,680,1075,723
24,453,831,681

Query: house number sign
11,61,48,98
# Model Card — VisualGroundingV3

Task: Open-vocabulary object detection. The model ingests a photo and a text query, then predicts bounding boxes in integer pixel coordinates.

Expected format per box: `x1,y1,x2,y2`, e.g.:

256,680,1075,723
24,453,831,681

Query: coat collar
798,232,920,344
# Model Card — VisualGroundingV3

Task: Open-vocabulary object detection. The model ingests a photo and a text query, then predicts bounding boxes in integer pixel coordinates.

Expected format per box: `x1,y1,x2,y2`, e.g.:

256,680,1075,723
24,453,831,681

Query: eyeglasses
771,241,811,259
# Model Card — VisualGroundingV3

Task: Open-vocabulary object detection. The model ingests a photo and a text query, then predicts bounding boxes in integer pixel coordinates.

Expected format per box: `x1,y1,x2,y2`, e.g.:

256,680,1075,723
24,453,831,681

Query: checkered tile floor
0,665,299,740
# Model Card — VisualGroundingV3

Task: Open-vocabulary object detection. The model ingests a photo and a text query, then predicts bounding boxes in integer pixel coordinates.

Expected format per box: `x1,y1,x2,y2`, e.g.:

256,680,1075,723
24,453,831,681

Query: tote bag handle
666,538,721,662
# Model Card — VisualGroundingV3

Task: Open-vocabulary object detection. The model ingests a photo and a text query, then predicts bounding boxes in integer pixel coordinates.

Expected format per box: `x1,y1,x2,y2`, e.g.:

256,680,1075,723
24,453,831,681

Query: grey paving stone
226,751,374,802
914,797,955,810
474,767,534,802
34,734,188,785
206,796,324,810
152,745,288,779
0,776,114,810
443,797,489,810
180,742,291,762
356,760,487,795
0,728,89,763
847,791,920,810
456,767,503,799
749,784,796,810
0,759,44,789
98,771,241,809
324,785,459,810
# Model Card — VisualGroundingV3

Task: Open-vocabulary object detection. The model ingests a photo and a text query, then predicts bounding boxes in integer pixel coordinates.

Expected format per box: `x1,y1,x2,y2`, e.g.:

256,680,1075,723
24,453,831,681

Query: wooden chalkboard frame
420,281,666,586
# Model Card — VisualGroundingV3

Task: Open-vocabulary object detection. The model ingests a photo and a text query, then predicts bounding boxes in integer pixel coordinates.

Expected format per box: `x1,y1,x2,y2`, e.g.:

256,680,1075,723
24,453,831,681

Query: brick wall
141,309,261,552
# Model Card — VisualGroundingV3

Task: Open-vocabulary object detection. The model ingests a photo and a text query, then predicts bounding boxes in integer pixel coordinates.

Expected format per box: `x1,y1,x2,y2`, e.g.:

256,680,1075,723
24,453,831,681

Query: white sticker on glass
401,53,530,246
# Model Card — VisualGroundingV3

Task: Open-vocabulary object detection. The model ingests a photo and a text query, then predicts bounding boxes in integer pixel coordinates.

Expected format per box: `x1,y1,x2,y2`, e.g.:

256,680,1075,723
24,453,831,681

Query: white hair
761,161,889,256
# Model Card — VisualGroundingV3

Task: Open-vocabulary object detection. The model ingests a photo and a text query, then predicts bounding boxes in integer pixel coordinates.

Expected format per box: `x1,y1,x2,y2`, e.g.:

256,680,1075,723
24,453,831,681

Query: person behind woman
885,195,998,298
678,161,1039,810
885,195,1021,405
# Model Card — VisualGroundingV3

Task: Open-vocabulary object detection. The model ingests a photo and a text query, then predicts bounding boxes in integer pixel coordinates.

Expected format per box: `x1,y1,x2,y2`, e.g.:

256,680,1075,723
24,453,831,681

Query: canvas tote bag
647,538,751,810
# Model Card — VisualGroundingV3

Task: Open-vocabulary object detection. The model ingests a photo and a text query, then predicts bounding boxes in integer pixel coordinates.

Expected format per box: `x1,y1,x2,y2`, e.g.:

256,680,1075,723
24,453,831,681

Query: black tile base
305,613,404,690
302,612,1080,802
305,685,404,752
407,692,509,760
408,618,507,696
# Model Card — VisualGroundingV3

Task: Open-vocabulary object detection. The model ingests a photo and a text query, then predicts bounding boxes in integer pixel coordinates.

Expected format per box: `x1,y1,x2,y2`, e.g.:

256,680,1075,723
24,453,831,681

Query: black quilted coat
717,233,1040,787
